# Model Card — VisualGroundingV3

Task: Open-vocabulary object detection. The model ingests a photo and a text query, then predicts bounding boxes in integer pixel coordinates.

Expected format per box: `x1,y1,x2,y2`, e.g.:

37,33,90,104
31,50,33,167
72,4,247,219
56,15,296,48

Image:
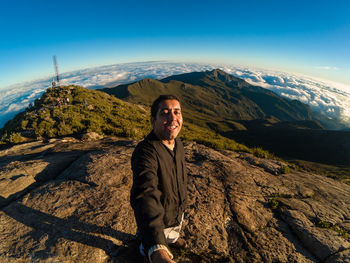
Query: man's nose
168,111,176,121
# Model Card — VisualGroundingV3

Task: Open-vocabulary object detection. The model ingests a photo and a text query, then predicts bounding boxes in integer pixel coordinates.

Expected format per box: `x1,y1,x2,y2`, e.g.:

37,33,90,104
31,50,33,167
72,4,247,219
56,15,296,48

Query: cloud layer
1,61,350,129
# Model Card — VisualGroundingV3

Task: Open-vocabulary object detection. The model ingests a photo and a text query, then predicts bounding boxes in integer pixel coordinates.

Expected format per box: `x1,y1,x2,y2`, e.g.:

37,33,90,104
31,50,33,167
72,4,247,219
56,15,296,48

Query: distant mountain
101,69,350,164
164,69,318,121
102,69,322,129
2,62,349,130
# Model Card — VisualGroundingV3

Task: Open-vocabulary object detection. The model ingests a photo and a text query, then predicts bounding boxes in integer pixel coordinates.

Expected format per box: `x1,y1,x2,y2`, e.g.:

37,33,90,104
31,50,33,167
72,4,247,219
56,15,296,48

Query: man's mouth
166,125,178,131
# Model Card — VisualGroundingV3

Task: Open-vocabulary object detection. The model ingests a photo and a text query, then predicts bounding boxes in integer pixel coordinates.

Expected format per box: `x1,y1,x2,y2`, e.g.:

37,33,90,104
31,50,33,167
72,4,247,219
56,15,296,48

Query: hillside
100,69,350,166
1,137,350,262
0,85,151,142
101,69,319,130
0,85,259,156
162,69,316,122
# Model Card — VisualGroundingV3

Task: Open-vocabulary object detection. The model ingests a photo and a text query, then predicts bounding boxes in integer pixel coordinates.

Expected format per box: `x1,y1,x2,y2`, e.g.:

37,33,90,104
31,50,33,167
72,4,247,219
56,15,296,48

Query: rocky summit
0,136,350,262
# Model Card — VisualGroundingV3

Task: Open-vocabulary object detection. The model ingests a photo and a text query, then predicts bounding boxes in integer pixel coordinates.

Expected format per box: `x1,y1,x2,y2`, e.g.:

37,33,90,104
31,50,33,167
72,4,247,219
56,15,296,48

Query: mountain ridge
100,69,350,165
103,69,317,124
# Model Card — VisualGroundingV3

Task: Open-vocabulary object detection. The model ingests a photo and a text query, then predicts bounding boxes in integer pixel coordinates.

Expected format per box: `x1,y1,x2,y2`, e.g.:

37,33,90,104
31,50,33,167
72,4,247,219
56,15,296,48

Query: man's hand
151,249,176,263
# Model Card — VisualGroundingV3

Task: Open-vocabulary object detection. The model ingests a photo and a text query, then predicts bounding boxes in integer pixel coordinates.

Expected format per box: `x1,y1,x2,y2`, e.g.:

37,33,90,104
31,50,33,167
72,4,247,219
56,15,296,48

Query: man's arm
130,143,173,259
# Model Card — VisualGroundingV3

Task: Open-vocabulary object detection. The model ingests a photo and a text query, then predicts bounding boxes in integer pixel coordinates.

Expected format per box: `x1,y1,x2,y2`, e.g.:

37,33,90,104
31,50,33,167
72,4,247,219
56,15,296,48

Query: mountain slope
0,85,255,156
0,85,151,142
162,68,315,122
100,69,350,165
102,69,317,128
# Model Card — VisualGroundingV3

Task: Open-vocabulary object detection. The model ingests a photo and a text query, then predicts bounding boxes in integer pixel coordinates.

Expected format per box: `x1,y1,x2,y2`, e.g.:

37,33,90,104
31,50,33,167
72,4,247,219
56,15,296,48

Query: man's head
151,95,183,145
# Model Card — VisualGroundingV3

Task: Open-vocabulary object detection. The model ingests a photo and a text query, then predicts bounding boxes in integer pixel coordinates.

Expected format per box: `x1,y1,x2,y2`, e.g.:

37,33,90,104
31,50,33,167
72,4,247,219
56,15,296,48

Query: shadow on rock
1,196,141,262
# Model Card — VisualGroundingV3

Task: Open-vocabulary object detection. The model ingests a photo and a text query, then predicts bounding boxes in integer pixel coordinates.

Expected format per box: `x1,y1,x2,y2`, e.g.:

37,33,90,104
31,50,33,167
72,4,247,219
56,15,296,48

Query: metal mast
53,55,60,86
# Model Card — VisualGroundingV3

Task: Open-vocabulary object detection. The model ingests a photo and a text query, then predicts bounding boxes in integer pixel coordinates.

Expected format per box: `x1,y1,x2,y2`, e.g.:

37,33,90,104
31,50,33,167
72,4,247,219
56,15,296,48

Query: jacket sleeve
130,142,168,252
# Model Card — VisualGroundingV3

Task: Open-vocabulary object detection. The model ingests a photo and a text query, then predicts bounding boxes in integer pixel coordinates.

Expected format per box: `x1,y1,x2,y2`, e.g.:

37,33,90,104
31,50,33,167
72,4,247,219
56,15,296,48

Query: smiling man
130,95,187,263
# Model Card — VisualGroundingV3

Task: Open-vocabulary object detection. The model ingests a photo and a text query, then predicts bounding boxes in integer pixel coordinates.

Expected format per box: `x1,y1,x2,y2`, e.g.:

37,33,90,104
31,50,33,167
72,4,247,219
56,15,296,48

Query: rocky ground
0,135,349,262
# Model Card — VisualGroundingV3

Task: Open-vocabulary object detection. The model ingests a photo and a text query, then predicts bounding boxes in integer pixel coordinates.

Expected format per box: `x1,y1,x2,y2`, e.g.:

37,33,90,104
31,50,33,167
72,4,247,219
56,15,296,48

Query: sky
1,0,350,89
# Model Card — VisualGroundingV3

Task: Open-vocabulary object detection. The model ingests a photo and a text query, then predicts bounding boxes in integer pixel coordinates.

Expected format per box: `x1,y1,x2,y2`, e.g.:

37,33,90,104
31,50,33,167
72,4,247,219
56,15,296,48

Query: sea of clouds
1,61,350,129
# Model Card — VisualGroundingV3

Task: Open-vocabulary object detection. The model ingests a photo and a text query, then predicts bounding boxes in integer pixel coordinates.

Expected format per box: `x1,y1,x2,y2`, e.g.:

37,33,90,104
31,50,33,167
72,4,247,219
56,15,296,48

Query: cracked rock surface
0,138,349,262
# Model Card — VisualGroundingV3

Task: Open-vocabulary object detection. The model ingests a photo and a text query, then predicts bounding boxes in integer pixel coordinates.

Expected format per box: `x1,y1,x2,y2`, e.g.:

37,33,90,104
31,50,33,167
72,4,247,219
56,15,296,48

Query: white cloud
316,66,339,70
213,65,350,124
4,103,28,113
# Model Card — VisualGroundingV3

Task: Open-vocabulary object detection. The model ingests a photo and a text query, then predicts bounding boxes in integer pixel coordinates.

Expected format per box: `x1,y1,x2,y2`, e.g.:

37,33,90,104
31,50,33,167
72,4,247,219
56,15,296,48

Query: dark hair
151,95,180,118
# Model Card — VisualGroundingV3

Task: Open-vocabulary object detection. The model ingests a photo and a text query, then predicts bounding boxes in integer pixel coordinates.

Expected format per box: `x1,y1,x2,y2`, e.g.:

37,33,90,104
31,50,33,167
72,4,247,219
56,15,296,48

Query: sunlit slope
0,85,253,156
0,85,151,141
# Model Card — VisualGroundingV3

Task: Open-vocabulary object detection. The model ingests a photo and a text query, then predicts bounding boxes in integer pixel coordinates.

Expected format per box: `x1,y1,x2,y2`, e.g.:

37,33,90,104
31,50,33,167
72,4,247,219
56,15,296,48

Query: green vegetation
8,132,23,144
251,147,272,159
0,85,151,143
0,85,271,158
269,198,279,210
180,122,250,153
280,165,291,174
316,220,348,239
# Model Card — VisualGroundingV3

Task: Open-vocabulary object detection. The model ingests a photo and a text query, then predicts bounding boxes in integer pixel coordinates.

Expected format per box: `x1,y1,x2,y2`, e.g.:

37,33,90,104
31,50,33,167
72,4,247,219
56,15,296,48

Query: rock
325,250,350,263
281,209,350,260
0,139,350,262
239,152,286,175
0,139,139,263
0,160,45,207
81,132,103,141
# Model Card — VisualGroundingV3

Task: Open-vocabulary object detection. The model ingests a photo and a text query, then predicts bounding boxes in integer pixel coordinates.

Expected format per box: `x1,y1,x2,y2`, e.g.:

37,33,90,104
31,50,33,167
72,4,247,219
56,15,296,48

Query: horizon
3,60,350,94
1,0,350,89
1,61,350,130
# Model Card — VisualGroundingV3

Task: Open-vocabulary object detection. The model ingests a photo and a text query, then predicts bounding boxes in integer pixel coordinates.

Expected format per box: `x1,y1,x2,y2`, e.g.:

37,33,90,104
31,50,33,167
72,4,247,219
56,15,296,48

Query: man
130,95,187,263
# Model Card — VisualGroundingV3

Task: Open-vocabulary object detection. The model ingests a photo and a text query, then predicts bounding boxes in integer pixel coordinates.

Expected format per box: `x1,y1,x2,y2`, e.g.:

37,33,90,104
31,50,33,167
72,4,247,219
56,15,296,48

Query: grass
280,165,291,174
316,220,348,240
0,85,151,143
180,122,250,153
269,198,279,210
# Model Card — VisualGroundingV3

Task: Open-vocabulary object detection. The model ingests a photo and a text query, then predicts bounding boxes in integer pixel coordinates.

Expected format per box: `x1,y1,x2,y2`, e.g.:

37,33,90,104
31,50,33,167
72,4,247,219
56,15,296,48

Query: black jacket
130,131,187,252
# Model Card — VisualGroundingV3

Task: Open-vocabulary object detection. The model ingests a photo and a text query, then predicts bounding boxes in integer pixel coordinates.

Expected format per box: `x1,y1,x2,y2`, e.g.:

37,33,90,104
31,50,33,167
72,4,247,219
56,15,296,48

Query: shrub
36,120,56,137
280,165,291,174
251,147,271,159
316,220,348,239
269,198,279,210
9,132,23,144
21,120,29,130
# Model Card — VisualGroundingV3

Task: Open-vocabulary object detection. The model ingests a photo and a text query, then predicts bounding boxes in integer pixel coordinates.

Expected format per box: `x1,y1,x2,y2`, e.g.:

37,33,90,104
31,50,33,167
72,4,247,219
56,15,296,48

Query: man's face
151,99,183,144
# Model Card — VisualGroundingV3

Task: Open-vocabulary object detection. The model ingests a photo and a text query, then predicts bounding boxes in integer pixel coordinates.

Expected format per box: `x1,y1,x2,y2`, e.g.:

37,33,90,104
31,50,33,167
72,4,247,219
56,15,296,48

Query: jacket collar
146,130,179,154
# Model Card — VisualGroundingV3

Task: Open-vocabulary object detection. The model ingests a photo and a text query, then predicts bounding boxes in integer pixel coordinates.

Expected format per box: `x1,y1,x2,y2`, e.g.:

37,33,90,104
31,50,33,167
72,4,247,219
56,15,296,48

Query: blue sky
1,0,350,89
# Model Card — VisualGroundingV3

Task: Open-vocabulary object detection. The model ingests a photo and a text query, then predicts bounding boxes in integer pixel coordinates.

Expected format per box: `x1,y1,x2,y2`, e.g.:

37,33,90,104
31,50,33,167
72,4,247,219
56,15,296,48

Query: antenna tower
53,55,60,86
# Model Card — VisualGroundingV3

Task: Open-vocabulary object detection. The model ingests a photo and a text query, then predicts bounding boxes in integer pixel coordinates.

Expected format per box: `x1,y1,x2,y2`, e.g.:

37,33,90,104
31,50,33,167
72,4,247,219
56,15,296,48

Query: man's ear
151,116,155,126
